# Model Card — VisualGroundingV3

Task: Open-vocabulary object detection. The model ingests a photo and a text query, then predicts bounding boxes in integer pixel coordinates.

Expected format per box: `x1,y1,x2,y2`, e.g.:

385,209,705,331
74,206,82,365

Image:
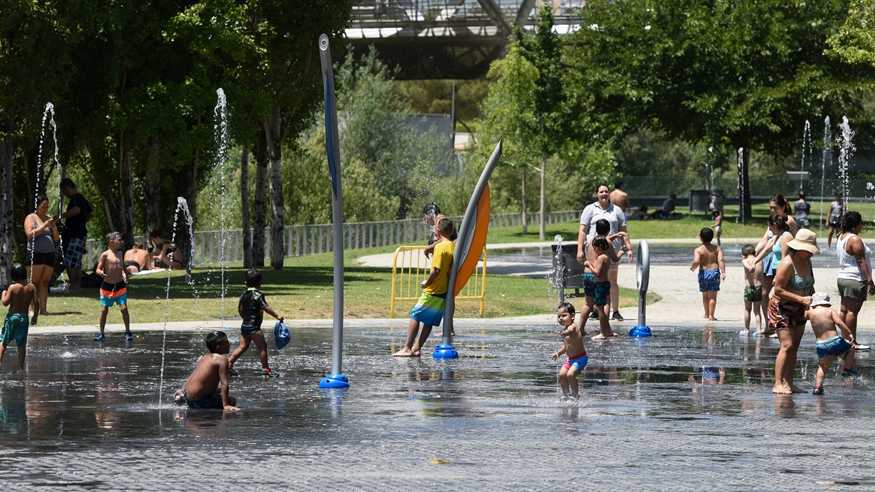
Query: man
60,178,92,290
655,193,677,219
610,181,629,210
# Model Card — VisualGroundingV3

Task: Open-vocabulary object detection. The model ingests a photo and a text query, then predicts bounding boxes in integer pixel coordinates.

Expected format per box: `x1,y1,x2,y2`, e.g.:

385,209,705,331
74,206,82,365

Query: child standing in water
584,237,615,339
712,210,723,247
1,265,35,370
229,270,284,376
393,217,455,357
551,302,587,400
740,244,764,335
806,293,857,394
691,228,725,321
96,232,133,342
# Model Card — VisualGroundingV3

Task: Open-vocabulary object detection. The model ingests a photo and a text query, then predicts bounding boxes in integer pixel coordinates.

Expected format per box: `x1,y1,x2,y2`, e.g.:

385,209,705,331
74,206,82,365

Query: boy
96,232,132,342
583,237,615,339
690,227,725,321
807,293,857,394
712,210,723,247
393,217,454,357
740,244,763,335
229,270,284,376
586,218,624,320
177,331,238,411
551,302,588,400
1,265,36,370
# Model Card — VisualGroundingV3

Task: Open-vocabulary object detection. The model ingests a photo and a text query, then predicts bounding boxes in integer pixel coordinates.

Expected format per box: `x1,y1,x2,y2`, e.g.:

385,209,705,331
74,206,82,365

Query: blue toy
274,320,291,350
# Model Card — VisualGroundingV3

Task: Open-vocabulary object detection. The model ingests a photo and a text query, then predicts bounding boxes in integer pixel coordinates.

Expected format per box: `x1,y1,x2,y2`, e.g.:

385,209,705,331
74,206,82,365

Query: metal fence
82,209,581,268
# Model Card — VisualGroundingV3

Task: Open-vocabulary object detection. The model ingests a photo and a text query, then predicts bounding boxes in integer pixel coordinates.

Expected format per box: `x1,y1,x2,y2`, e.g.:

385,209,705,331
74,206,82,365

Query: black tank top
238,288,268,329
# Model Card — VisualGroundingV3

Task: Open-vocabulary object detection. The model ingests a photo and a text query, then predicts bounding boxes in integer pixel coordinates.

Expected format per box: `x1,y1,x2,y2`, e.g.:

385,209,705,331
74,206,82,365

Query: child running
712,210,723,247
176,331,239,411
691,227,725,321
96,232,132,342
551,302,588,400
393,217,454,357
740,244,764,335
583,237,615,339
229,270,284,376
806,293,857,394
1,264,35,370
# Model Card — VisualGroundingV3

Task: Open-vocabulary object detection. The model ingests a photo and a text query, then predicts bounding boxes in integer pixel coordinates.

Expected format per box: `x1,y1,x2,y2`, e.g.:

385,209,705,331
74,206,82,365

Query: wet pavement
1,325,874,490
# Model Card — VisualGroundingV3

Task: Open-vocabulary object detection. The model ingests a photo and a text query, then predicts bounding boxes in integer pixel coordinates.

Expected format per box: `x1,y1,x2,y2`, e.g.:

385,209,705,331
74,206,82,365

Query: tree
565,0,872,221
828,0,875,68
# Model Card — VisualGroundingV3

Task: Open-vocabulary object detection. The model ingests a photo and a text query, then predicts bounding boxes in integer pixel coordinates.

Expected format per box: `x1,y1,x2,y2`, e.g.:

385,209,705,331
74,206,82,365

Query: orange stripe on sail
454,184,490,296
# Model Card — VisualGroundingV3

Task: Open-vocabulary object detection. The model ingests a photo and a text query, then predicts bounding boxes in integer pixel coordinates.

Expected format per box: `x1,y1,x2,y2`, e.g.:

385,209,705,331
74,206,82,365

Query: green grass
37,248,650,326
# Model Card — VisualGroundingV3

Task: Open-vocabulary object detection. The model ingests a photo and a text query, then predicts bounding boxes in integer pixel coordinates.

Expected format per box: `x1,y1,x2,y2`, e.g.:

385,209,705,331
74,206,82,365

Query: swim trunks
744,286,763,303
583,272,610,306
837,278,868,302
63,237,85,270
563,353,588,372
1,313,29,347
409,292,446,327
184,390,223,410
767,296,806,333
99,281,128,308
241,325,262,337
698,268,721,292
816,336,852,359
29,251,56,267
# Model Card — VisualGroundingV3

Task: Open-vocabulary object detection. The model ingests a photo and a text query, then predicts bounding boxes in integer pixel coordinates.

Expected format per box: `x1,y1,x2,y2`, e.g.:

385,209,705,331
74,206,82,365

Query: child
583,237,615,339
690,227,725,321
176,331,238,411
551,302,588,400
586,218,624,320
806,293,857,394
712,210,723,247
229,270,284,376
95,232,132,342
740,244,763,335
0,264,36,370
393,217,454,357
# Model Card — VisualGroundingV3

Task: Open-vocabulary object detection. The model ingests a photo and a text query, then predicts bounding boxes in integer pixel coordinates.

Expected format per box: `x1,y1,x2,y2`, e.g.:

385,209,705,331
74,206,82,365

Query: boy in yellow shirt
393,217,455,357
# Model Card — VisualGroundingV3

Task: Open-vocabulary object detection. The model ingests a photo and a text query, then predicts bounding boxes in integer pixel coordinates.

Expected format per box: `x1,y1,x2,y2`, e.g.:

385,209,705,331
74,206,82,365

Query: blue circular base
432,343,459,359
318,373,350,388
629,325,652,337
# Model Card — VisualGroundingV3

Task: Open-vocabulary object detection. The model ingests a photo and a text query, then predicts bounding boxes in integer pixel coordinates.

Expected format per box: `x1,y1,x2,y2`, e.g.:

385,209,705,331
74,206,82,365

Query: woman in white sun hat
768,228,818,395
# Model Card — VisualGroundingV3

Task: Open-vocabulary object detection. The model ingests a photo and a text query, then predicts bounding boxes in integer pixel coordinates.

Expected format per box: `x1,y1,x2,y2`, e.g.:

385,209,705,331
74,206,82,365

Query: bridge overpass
346,1,585,79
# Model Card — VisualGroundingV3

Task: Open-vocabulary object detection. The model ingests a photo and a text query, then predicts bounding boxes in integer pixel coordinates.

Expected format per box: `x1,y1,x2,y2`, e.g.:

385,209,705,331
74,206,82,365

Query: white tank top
837,234,871,281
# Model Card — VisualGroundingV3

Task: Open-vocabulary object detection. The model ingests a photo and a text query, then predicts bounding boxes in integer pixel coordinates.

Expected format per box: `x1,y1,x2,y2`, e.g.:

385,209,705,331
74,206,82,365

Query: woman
576,184,633,321
771,194,798,235
768,229,818,394
794,192,810,228
754,214,793,327
24,195,60,324
836,211,874,354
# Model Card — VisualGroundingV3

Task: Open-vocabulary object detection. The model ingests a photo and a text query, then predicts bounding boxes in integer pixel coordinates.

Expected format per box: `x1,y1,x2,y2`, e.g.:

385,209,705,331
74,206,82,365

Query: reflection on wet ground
1,326,874,489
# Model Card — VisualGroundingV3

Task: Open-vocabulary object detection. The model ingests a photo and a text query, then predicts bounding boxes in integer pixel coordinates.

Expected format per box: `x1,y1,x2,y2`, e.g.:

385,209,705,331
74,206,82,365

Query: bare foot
411,349,422,357
738,329,750,336
392,348,414,357
772,384,792,395
591,332,616,341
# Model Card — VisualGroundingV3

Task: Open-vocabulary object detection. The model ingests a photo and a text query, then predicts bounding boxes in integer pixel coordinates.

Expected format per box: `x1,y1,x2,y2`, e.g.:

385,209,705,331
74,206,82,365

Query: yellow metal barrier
389,245,487,317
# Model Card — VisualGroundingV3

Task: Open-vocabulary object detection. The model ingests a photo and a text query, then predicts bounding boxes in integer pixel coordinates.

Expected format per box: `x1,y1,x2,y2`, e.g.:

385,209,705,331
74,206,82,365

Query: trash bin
689,189,710,213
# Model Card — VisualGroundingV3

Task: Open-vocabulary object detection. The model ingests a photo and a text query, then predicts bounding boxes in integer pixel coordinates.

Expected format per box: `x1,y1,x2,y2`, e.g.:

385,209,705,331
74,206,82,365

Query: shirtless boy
1,265,36,370
95,232,132,342
177,331,239,411
807,293,857,394
740,244,764,335
584,237,615,339
691,228,725,321
551,302,588,400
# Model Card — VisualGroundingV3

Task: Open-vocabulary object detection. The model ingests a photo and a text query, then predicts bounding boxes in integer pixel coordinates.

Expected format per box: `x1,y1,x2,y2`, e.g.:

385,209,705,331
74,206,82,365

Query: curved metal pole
318,34,348,388
630,240,652,337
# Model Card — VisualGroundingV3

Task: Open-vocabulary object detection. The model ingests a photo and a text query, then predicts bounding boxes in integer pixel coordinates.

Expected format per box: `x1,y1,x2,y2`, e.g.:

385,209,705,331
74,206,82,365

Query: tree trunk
737,145,752,224
264,108,285,270
521,166,528,234
0,132,14,286
118,133,134,245
252,136,268,267
240,146,252,269
539,155,546,240
143,136,162,235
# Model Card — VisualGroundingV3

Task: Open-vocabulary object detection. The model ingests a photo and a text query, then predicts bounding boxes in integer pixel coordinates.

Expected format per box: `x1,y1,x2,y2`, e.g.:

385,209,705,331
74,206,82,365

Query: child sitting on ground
551,302,588,400
229,270,284,376
691,227,725,321
176,331,239,411
0,264,35,370
96,232,133,342
393,217,455,357
583,237,615,339
806,293,857,394
740,244,764,335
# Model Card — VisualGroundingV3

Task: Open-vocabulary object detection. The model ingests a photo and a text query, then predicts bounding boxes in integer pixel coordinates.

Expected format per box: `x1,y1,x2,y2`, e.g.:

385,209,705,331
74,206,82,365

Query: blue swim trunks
563,353,588,372
409,292,446,327
1,313,29,347
583,272,611,306
698,268,721,292
816,336,852,359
